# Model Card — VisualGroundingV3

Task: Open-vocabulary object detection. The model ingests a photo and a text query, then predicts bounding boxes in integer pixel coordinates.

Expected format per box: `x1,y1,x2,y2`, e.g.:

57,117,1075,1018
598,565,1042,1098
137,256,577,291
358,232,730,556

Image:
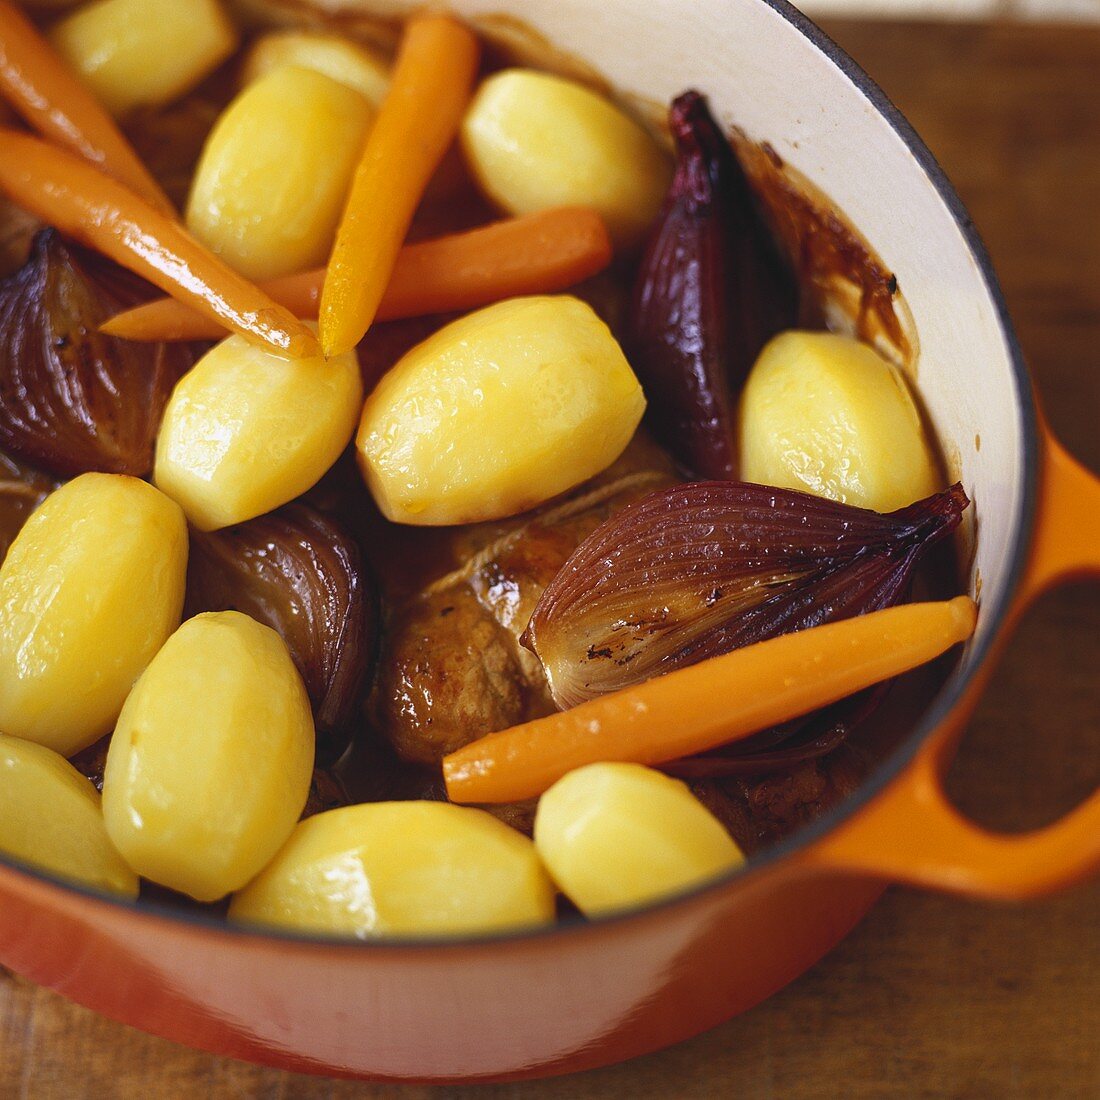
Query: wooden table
2,18,1097,1099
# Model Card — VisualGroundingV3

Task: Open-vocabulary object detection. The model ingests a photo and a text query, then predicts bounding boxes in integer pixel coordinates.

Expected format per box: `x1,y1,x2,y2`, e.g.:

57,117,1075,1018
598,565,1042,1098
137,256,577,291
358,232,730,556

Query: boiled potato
229,801,554,938
535,763,744,917
739,331,940,512
155,333,362,531
0,474,186,757
49,0,238,117
0,734,138,898
461,69,670,249
187,66,373,280
102,612,314,902
357,295,646,525
241,31,389,106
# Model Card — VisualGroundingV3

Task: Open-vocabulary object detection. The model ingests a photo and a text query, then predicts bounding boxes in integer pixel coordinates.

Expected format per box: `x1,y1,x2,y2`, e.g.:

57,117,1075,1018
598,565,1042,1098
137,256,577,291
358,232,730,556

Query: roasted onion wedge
523,481,968,708
627,91,797,480
0,229,194,478
186,502,378,760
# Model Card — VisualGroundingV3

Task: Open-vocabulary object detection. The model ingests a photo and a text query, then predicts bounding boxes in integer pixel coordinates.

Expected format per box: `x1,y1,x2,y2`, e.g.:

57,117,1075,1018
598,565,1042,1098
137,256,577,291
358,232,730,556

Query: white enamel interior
316,0,1031,665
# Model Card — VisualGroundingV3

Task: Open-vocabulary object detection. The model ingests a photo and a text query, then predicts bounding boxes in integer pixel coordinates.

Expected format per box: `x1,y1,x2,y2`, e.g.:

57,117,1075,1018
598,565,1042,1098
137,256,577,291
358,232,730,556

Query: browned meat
691,747,865,855
375,435,676,767
378,585,530,765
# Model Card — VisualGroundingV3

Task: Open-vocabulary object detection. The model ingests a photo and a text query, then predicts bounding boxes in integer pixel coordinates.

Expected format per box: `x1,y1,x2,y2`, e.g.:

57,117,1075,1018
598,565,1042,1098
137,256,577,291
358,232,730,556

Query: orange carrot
444,597,978,804
319,14,479,357
102,207,614,342
0,127,319,359
0,1,174,214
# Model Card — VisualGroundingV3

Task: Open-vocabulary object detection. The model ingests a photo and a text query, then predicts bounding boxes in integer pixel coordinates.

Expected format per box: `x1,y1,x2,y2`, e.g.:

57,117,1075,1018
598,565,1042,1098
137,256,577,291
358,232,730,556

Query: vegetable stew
0,0,975,938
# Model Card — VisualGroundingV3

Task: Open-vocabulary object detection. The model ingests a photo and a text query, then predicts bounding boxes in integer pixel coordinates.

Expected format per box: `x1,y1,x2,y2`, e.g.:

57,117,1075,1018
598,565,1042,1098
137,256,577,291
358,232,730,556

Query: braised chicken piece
375,435,676,766
379,584,530,765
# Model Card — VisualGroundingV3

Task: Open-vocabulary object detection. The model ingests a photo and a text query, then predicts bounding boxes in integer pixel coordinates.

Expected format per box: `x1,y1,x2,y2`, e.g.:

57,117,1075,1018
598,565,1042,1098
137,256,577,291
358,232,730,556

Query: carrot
0,1,174,214
444,596,978,804
319,13,479,357
101,207,614,342
0,127,320,359
102,268,323,342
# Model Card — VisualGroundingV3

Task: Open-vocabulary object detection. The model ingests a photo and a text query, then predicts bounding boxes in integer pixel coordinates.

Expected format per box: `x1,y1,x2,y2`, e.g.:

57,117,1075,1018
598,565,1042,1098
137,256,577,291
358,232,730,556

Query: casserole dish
0,0,1096,1082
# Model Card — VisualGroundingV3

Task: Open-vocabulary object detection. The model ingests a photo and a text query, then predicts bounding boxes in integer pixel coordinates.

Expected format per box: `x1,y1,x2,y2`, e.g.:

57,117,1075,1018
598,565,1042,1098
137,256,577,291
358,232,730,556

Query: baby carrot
0,1,174,214
102,207,613,342
444,596,978,804
0,127,319,359
319,13,479,357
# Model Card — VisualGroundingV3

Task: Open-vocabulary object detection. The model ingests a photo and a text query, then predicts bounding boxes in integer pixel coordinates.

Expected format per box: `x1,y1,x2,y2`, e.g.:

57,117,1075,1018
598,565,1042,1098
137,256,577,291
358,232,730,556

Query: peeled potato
357,295,646,525
102,611,315,902
0,474,187,757
49,0,238,117
241,31,389,106
155,333,362,531
187,66,373,280
534,763,744,917
739,331,941,512
0,734,138,897
229,801,555,938
461,69,670,248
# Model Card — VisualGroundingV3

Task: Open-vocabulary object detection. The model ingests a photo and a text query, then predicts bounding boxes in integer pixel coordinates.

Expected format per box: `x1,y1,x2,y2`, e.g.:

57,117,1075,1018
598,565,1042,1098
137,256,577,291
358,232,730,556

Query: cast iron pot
0,0,1097,1082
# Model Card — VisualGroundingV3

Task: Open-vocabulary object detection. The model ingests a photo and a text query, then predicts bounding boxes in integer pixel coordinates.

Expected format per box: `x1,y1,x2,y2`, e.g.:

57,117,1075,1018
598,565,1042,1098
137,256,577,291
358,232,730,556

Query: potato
102,611,314,902
534,763,744,917
739,331,940,513
241,31,389,107
0,474,186,757
49,0,238,117
0,734,138,897
186,66,373,280
155,333,362,531
357,295,646,525
461,69,670,249
229,801,554,938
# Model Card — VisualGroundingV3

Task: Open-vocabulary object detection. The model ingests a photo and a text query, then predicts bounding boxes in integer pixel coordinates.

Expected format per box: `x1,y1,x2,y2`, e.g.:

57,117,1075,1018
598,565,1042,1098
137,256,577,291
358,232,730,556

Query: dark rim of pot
0,0,1041,950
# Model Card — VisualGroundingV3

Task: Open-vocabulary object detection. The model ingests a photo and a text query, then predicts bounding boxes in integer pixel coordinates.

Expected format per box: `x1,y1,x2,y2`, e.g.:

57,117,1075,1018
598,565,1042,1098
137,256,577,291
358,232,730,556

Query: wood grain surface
1,18,1098,1100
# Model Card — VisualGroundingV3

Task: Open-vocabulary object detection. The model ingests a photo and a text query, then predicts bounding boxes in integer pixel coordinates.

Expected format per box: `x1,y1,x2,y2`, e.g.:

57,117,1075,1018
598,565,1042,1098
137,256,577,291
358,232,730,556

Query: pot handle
803,423,1100,900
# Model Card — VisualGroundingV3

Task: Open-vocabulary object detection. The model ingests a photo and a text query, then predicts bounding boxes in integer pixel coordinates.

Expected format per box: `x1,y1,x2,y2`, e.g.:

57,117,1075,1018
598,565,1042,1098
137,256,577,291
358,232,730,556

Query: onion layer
627,91,797,480
186,502,378,761
0,229,194,478
523,480,968,709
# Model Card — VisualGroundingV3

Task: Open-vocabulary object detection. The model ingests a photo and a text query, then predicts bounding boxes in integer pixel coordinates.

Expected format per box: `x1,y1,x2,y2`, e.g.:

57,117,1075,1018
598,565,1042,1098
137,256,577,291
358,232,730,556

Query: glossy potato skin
155,334,363,531
186,65,373,280
739,331,940,512
0,473,187,757
356,295,646,526
230,800,555,938
461,69,670,248
102,611,315,902
50,0,238,117
534,763,744,916
241,31,389,106
0,733,138,898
